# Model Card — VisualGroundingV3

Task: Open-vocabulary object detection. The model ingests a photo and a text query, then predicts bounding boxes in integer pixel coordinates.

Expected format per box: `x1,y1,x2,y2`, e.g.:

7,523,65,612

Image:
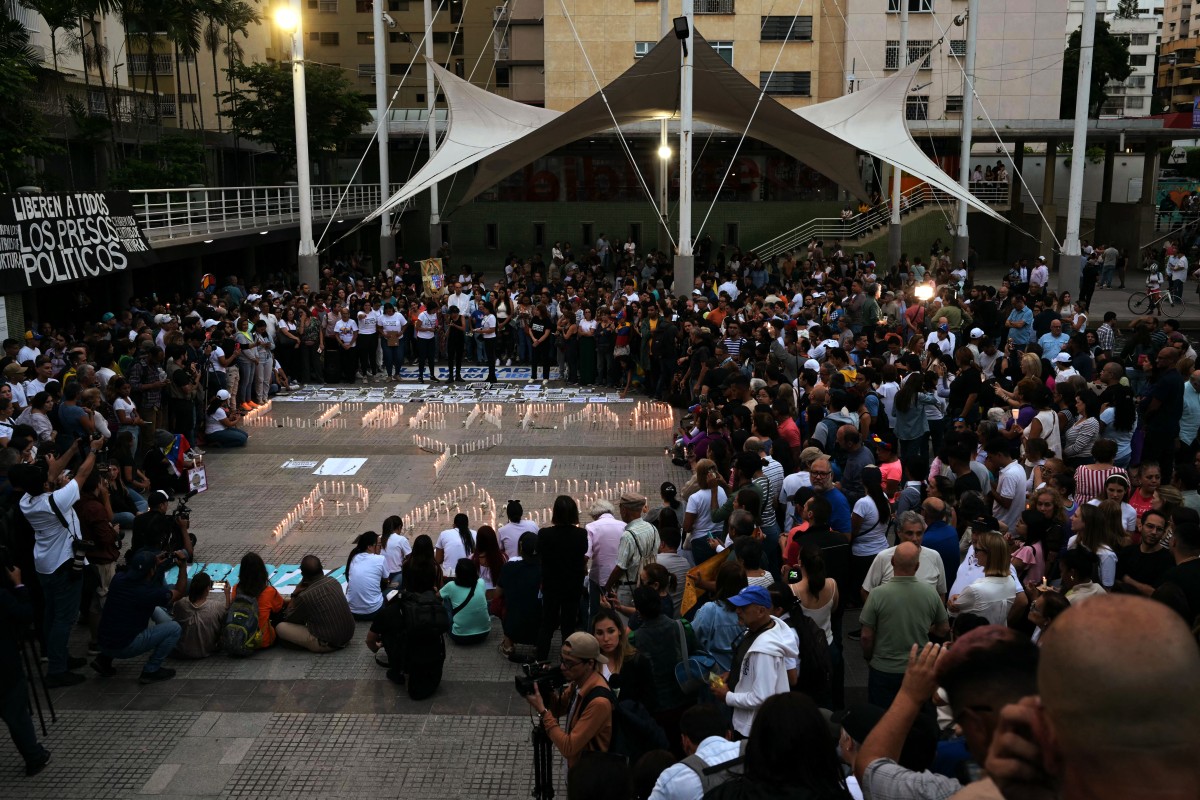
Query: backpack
865,392,893,440
788,612,832,700
222,593,262,657
680,742,747,796
577,685,669,763
401,590,451,640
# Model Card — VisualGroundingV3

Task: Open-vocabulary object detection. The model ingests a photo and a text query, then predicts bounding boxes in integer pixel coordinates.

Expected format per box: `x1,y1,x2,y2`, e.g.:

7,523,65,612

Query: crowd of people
2,234,1200,796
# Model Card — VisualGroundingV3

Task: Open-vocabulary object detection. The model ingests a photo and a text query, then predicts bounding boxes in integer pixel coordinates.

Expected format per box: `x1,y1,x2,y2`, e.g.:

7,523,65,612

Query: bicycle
1128,287,1185,318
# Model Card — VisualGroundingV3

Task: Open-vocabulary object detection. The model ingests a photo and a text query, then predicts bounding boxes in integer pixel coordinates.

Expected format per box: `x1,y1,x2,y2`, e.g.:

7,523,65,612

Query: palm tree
19,0,75,75
220,1,259,182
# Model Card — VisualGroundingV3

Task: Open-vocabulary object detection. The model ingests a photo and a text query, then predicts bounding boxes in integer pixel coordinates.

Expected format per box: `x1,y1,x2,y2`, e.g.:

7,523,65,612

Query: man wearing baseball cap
522,631,614,770
711,585,798,738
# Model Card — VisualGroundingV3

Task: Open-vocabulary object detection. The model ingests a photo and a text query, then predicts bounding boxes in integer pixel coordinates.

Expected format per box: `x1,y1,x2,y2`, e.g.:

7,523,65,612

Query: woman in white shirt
110,377,143,453
850,466,891,591
345,531,388,620
949,531,1016,625
356,299,380,380
203,389,248,447
382,515,412,589
683,459,727,565
436,513,477,577
1067,502,1119,589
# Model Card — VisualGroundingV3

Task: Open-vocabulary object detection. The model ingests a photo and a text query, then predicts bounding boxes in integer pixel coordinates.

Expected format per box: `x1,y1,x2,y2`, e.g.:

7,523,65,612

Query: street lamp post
373,0,396,267
275,0,319,289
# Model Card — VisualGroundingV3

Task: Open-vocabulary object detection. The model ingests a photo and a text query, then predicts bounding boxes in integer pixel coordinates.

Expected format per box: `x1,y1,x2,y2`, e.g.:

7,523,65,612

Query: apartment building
842,0,1066,122
1158,0,1200,112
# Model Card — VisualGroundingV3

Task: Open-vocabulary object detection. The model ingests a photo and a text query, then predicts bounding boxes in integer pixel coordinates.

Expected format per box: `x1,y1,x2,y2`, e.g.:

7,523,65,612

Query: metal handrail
128,183,403,242
752,182,1010,260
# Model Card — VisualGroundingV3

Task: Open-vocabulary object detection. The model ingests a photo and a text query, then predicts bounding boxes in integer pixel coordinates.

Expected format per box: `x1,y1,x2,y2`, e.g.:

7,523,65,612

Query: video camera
514,661,567,697
173,489,199,522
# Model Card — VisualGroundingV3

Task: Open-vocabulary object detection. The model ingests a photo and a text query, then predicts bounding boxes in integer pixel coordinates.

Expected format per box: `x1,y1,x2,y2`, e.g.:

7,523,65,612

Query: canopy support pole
888,0,909,270
1060,0,1097,292
953,0,979,268
675,0,695,296
373,0,395,268
424,0,441,254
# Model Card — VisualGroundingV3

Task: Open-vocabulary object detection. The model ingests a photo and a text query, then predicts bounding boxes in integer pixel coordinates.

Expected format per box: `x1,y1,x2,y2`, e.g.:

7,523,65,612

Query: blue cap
727,585,772,609
129,550,158,578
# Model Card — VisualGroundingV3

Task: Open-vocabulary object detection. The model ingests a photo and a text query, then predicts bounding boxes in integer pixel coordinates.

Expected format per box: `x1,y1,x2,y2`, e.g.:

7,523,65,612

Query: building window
629,222,642,246
949,39,966,57
760,16,812,41
886,40,932,69
356,0,371,10
1130,54,1148,66
178,93,197,104
634,41,653,58
1131,33,1150,46
1128,75,1147,87
760,71,811,96
389,32,411,43
358,32,374,45
390,62,404,74
726,222,739,246
713,41,733,65
694,0,735,13
1126,96,1146,109
389,0,409,10
309,32,340,45
945,95,963,113
158,96,177,117
308,0,338,11
905,95,929,121
450,0,463,23
888,0,933,11
358,63,375,77
581,222,594,247
495,66,510,86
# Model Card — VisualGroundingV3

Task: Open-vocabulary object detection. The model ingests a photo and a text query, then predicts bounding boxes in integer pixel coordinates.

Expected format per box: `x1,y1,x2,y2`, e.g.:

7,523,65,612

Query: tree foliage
217,61,371,170
1061,20,1132,119
0,6,52,190
107,135,207,189
1115,0,1141,18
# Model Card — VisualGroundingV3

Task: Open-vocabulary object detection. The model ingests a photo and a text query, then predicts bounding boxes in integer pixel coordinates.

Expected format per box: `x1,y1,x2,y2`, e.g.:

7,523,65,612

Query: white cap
1054,352,1073,364
216,389,231,400
203,319,220,329
154,313,172,324
1038,255,1047,262
803,358,821,371
969,327,986,339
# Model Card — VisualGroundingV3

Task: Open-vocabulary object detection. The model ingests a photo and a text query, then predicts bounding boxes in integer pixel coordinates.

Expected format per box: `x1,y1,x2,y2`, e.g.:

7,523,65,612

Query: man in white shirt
585,500,625,616
479,302,498,382
861,511,947,601
16,333,41,366
13,437,104,686
985,441,1027,534
446,282,473,317
1030,256,1049,289
497,501,539,558
718,277,740,303
378,302,407,380
414,302,440,382
1167,250,1189,297
648,706,742,800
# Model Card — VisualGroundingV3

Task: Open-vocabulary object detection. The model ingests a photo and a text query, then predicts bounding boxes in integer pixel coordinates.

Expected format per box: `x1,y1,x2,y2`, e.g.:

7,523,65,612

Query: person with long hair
1068,504,1119,589
1010,509,1048,585
536,494,589,661
1063,389,1101,468
382,515,411,589
1099,385,1136,467
691,561,749,673
707,692,852,799
684,459,728,564
949,532,1016,625
892,372,941,466
849,465,891,595
496,531,541,657
471,525,507,589
402,534,442,591
529,303,553,381
591,608,655,710
232,552,285,649
435,512,476,577
439,558,491,644
345,531,388,620
790,543,838,647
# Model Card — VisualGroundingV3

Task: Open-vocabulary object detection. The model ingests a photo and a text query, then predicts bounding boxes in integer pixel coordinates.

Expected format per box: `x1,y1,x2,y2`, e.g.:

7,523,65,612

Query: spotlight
673,16,690,57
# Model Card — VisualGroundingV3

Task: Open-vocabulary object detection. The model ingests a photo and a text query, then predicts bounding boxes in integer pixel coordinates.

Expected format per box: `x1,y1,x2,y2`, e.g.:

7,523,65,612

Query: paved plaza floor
4,397,869,798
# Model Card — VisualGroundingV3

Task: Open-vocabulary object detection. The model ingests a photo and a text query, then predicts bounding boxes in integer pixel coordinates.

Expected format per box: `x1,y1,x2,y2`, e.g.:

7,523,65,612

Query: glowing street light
657,144,672,160
273,5,299,31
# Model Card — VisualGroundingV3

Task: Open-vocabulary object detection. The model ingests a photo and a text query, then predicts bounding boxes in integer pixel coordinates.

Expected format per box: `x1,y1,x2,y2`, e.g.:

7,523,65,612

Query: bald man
859,541,950,709
1141,347,1184,484
987,595,1200,800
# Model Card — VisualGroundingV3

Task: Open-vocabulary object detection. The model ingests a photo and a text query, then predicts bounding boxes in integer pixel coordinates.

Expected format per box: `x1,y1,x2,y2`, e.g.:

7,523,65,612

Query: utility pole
423,0,441,254
888,0,909,269
1060,0,1097,292
952,0,979,267
674,0,695,297
373,0,395,269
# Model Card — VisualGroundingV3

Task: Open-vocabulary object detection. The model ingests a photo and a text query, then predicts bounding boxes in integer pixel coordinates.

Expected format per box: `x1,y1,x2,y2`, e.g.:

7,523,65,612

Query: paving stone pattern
3,401,868,798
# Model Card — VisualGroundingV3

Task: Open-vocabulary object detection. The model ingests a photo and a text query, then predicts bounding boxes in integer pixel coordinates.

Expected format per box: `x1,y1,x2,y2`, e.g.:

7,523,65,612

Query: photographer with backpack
367,555,450,700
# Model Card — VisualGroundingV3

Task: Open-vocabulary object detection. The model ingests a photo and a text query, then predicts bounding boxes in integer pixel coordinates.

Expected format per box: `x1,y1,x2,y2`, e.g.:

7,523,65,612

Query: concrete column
1041,139,1058,265
1140,143,1160,250
1101,140,1116,204
1010,140,1024,215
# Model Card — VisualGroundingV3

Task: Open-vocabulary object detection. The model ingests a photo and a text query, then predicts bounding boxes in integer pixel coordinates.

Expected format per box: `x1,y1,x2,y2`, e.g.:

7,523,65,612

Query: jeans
899,434,930,468
381,342,404,377
517,329,532,363
255,358,272,403
127,485,149,513
103,620,182,673
236,359,254,404
868,667,906,709
473,334,487,363
597,346,614,385
358,333,379,375
112,511,136,528
207,427,249,447
416,337,438,378
1100,265,1116,287
483,337,498,381
690,535,720,565
38,562,82,675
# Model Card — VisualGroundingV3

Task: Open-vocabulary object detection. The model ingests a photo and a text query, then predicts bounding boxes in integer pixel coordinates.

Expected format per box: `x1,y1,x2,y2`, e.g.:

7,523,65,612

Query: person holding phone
684,459,727,564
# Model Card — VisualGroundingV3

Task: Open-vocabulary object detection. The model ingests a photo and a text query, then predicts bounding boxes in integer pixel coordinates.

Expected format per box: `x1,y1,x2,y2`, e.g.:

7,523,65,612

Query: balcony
128,53,173,76
694,0,734,13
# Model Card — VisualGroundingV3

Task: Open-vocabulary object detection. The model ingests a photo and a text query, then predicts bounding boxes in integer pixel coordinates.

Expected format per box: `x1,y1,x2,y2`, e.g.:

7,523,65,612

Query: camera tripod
531,718,555,800
18,633,56,735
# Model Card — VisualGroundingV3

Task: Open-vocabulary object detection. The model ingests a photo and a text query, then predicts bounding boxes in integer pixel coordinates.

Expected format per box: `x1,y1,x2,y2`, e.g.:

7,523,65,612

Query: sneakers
25,749,50,777
90,655,116,677
44,671,85,688
240,402,253,412
375,652,390,668
139,667,177,685
505,358,513,366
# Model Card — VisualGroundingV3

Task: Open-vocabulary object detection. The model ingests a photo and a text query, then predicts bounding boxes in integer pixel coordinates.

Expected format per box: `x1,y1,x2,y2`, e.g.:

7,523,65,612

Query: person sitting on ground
202,389,247,447
91,550,186,683
496,531,542,659
171,572,229,659
439,557,491,645
345,530,388,621
275,555,355,653
232,552,285,650
367,554,449,699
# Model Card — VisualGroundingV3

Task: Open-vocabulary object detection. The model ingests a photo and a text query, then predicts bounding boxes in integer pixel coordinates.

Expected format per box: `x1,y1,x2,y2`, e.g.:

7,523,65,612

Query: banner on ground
0,191,157,292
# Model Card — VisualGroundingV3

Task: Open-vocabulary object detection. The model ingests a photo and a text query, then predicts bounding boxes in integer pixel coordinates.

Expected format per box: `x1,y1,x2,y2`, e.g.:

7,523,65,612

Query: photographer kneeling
91,550,187,683
131,490,193,564
523,632,614,771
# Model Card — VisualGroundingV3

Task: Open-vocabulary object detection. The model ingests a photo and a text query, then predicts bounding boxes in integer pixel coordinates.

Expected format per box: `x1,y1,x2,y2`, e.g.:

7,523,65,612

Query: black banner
0,191,157,292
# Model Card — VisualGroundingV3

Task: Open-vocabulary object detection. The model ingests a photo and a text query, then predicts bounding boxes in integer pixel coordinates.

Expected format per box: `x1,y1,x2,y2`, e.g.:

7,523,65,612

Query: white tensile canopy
365,35,1005,225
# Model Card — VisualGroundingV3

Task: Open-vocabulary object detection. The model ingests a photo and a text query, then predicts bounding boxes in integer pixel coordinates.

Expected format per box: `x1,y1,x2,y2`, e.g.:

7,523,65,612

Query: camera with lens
514,660,567,697
70,537,95,576
173,489,199,522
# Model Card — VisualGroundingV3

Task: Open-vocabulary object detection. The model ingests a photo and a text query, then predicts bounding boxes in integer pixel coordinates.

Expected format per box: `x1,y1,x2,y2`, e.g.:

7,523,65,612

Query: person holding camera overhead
522,631,614,771
10,436,103,687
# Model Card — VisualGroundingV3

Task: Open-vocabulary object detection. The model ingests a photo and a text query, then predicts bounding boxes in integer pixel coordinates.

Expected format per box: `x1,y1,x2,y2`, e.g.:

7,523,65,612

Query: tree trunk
227,29,240,184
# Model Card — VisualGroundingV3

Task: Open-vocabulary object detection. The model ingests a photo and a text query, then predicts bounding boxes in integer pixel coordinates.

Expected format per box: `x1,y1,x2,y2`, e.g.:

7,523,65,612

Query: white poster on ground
506,458,552,477
313,458,367,476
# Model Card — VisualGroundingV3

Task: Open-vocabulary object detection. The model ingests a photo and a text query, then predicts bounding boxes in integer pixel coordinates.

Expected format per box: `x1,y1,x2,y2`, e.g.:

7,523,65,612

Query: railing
694,0,734,13
752,182,1011,260
129,183,403,243
128,53,174,76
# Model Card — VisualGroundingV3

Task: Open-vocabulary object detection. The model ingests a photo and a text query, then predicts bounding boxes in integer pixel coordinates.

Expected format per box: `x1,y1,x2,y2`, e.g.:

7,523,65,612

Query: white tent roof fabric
368,35,1001,224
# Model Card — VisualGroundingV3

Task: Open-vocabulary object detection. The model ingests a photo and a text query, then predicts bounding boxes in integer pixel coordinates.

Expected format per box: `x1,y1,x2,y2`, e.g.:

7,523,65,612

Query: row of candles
314,404,343,426
630,402,675,431
562,403,621,430
272,482,371,540
407,406,447,430
362,405,402,428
